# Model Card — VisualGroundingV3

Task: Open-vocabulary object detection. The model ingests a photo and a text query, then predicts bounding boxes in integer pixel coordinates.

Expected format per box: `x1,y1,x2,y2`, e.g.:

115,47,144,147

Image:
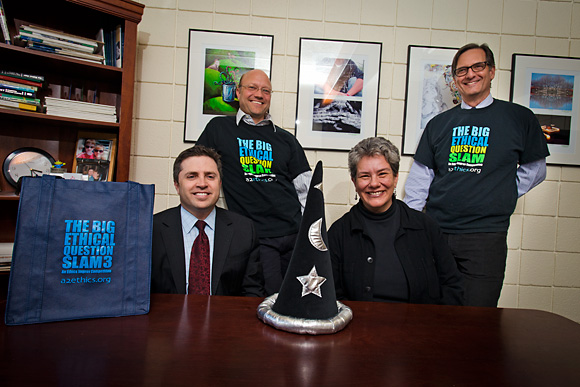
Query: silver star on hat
297,266,326,298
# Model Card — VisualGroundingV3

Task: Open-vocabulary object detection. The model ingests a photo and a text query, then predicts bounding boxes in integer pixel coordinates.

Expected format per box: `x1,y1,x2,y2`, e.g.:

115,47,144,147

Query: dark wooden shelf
0,107,120,128
0,42,123,73
0,192,20,201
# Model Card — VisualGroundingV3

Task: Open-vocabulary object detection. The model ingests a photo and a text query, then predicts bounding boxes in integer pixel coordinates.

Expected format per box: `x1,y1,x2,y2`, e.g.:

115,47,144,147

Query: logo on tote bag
61,219,116,283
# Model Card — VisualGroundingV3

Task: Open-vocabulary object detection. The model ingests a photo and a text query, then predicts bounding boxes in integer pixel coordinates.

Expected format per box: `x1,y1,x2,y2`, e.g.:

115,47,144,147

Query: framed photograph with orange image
71,131,117,181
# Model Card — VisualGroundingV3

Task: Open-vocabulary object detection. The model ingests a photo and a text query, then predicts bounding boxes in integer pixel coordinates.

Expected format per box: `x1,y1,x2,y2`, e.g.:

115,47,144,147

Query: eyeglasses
453,61,489,77
240,85,272,96
95,149,105,153
85,144,95,149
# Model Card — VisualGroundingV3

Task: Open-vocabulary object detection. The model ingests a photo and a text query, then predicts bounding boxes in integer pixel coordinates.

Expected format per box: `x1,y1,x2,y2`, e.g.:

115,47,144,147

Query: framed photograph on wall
402,45,461,155
184,29,274,142
295,38,382,151
71,132,117,182
511,54,580,166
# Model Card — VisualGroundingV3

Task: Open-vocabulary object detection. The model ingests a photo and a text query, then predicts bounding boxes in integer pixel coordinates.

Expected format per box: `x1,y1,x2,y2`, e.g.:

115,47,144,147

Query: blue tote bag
5,176,154,325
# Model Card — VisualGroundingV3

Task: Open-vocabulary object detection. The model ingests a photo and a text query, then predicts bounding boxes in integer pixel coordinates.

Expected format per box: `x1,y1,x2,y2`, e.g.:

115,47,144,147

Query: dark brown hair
173,145,222,183
452,43,495,75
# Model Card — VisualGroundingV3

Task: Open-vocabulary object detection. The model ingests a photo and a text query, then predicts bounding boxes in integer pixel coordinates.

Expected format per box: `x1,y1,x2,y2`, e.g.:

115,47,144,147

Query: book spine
0,93,41,105
0,86,35,98
18,31,95,53
0,99,38,111
0,0,10,44
0,70,44,82
22,25,98,50
114,25,122,68
0,81,36,92
0,74,43,88
28,42,104,60
106,29,114,66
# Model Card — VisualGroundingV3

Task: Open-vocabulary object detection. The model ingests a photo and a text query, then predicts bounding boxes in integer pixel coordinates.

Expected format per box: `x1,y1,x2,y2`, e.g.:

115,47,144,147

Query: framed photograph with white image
295,38,382,151
402,45,461,155
511,54,580,166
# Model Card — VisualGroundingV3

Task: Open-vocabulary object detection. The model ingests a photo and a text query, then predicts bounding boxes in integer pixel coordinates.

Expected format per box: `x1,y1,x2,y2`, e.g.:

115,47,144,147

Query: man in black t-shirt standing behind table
404,43,549,307
197,69,312,296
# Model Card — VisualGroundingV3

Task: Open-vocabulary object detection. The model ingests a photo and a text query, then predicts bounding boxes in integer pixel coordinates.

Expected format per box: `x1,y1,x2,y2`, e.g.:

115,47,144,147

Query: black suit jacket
151,206,265,296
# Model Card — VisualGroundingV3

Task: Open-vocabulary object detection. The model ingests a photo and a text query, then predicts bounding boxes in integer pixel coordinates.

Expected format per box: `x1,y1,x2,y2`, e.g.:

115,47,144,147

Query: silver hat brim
257,293,353,335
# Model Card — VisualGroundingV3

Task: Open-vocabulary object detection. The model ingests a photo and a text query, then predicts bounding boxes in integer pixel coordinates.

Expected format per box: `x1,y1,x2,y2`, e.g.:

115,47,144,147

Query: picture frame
510,54,580,166
402,45,461,155
184,29,274,142
295,38,382,151
71,132,117,182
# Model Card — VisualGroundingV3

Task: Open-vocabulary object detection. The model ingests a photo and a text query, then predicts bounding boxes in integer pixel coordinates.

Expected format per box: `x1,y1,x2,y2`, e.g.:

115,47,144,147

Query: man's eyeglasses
240,85,272,96
95,149,105,153
453,61,489,77
85,144,95,149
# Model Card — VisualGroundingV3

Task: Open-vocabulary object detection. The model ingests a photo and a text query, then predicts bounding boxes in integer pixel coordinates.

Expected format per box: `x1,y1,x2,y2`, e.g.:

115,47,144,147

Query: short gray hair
348,137,400,179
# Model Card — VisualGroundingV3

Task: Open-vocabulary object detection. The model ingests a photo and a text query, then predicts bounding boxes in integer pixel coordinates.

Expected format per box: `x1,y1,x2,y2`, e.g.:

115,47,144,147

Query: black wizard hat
257,161,352,335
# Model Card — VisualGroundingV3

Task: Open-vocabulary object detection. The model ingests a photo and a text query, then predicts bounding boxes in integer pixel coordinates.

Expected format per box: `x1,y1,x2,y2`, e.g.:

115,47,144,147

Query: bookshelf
0,0,144,243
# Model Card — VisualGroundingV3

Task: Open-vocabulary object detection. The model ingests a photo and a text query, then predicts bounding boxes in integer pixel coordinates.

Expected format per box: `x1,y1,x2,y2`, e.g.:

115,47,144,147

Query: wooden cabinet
0,0,144,242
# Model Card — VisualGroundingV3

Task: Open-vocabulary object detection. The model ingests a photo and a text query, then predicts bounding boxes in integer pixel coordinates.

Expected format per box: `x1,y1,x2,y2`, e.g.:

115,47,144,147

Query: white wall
132,0,580,323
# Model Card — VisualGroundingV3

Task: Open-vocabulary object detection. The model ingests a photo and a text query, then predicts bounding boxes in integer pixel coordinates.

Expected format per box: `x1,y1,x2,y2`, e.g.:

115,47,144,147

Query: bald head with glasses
236,69,273,124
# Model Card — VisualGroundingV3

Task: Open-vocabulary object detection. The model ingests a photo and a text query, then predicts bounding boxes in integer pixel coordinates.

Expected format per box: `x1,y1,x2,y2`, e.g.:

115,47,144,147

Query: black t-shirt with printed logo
414,99,549,233
197,116,311,238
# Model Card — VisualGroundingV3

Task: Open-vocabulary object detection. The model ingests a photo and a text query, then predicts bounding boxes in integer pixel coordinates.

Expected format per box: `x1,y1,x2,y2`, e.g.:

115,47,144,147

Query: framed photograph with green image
184,29,273,142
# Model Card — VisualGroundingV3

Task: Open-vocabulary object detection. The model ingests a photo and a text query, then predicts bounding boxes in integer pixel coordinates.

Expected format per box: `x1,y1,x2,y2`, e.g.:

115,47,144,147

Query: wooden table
2,294,580,386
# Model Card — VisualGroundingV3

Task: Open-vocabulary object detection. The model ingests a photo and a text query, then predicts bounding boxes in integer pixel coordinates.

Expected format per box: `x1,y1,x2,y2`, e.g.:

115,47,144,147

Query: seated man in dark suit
151,145,265,296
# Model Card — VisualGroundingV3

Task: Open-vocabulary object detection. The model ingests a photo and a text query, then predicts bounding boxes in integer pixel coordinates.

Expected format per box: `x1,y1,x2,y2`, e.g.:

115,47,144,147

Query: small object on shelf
2,147,55,187
50,160,67,173
48,172,85,180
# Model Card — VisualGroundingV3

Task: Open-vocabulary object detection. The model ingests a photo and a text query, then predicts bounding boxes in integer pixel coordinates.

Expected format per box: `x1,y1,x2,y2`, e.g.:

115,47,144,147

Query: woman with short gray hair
328,137,463,305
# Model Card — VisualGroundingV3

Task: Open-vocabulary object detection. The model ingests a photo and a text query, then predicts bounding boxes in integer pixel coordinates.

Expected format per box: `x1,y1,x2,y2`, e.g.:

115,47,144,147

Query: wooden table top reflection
2,294,580,386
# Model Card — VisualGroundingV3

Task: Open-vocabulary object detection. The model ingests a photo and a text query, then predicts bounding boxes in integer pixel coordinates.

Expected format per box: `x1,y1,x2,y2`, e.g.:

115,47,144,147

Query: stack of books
0,70,43,112
45,96,117,123
0,243,13,273
16,24,104,64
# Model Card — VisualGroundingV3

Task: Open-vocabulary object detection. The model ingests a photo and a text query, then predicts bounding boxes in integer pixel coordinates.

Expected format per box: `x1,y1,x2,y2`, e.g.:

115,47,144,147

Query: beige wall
132,0,580,322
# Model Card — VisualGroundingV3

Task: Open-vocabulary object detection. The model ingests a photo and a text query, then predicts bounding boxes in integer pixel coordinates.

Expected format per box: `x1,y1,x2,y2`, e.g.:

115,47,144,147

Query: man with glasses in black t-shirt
404,43,549,307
